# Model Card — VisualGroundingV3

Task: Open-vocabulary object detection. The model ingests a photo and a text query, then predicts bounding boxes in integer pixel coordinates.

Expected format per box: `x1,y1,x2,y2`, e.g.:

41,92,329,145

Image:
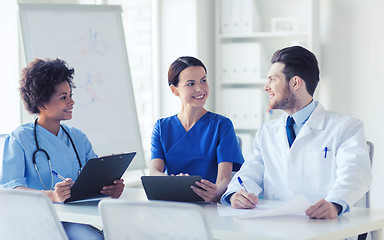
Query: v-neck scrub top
151,112,244,183
0,122,97,190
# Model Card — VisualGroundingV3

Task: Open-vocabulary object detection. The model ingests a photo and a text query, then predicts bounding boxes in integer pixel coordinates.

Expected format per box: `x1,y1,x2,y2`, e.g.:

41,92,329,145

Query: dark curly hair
19,58,75,114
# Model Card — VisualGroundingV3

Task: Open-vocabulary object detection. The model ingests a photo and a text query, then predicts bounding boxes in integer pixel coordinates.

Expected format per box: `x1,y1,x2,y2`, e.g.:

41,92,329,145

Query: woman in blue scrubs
150,56,244,202
0,58,124,240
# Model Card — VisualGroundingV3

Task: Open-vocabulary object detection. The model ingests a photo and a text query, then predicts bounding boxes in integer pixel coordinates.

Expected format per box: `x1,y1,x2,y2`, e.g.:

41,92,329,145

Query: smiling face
171,66,209,108
38,81,75,122
264,62,296,111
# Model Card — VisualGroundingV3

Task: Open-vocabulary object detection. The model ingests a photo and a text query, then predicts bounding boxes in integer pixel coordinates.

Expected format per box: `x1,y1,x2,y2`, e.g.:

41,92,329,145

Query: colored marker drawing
79,28,108,56
76,72,109,106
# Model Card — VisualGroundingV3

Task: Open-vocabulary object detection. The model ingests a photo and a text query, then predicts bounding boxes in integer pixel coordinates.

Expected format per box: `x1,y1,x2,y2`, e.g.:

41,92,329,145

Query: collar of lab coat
273,103,326,149
304,103,326,130
280,102,326,131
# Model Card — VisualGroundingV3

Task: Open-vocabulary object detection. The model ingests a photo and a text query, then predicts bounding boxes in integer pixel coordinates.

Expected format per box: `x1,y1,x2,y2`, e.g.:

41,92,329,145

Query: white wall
320,0,384,208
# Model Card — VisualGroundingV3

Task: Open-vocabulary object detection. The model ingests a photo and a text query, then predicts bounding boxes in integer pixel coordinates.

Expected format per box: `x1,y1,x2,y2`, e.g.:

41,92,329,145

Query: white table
54,188,384,240
54,188,147,226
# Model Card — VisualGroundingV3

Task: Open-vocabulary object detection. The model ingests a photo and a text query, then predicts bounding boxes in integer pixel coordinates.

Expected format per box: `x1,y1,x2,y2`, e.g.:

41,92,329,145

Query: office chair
366,141,374,208
0,189,68,240
99,200,212,240
356,141,374,240
0,135,5,164
354,141,374,208
236,135,242,151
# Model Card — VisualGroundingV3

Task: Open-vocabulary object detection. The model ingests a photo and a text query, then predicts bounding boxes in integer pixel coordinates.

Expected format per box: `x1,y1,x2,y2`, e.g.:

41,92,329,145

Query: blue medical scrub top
151,111,244,183
0,122,97,190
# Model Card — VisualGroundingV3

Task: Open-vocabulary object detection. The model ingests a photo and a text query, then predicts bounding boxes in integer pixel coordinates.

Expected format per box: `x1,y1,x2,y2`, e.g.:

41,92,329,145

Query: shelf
221,82,267,88
215,0,319,153
234,129,258,133
219,31,309,40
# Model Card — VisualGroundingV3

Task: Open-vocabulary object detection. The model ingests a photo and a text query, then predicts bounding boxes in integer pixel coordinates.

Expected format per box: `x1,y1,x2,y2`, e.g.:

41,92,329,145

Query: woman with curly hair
0,58,124,240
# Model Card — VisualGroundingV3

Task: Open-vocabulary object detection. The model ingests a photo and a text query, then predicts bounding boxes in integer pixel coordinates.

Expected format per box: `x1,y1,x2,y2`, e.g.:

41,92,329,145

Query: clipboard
141,176,204,202
64,152,136,203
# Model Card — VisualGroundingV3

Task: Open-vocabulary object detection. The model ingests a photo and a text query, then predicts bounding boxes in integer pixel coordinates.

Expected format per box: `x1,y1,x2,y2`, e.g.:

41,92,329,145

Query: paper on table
217,202,272,216
238,195,311,219
217,195,311,218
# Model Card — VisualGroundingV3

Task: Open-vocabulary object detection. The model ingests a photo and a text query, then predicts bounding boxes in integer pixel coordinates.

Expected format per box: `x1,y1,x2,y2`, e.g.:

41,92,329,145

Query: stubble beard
269,86,297,111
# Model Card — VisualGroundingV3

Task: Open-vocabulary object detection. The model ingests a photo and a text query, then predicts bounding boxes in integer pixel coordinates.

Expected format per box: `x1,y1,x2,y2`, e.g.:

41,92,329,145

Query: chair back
367,141,374,166
0,189,68,240
236,135,242,151
99,200,212,240
354,141,374,208
365,141,374,208
0,134,6,164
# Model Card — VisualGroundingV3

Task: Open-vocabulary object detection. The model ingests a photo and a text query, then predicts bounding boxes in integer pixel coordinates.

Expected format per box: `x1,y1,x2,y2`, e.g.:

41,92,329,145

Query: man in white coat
221,46,372,219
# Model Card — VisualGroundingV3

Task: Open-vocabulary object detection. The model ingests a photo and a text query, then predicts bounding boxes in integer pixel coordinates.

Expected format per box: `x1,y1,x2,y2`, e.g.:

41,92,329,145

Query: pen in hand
238,176,257,207
51,171,73,187
237,176,249,192
51,170,66,181
51,170,73,186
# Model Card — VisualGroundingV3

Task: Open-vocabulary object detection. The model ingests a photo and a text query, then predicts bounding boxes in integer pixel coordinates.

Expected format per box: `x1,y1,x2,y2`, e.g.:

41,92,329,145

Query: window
106,0,154,163
0,1,20,134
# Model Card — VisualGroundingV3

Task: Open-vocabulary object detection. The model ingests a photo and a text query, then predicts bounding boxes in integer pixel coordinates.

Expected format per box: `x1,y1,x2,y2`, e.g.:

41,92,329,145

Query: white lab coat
223,103,372,207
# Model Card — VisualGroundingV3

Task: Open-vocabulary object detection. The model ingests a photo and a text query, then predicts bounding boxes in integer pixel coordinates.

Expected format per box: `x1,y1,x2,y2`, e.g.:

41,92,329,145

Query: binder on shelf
249,88,263,128
220,88,263,130
220,0,233,34
239,0,260,33
219,42,233,83
220,42,262,84
220,0,260,34
220,89,240,129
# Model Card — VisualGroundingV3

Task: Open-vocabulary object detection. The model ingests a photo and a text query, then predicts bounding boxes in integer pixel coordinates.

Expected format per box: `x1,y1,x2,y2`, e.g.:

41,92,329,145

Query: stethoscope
33,118,82,190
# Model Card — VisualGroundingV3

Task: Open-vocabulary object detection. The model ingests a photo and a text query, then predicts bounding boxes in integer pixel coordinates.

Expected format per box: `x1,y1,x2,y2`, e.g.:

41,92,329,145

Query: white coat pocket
304,150,336,193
